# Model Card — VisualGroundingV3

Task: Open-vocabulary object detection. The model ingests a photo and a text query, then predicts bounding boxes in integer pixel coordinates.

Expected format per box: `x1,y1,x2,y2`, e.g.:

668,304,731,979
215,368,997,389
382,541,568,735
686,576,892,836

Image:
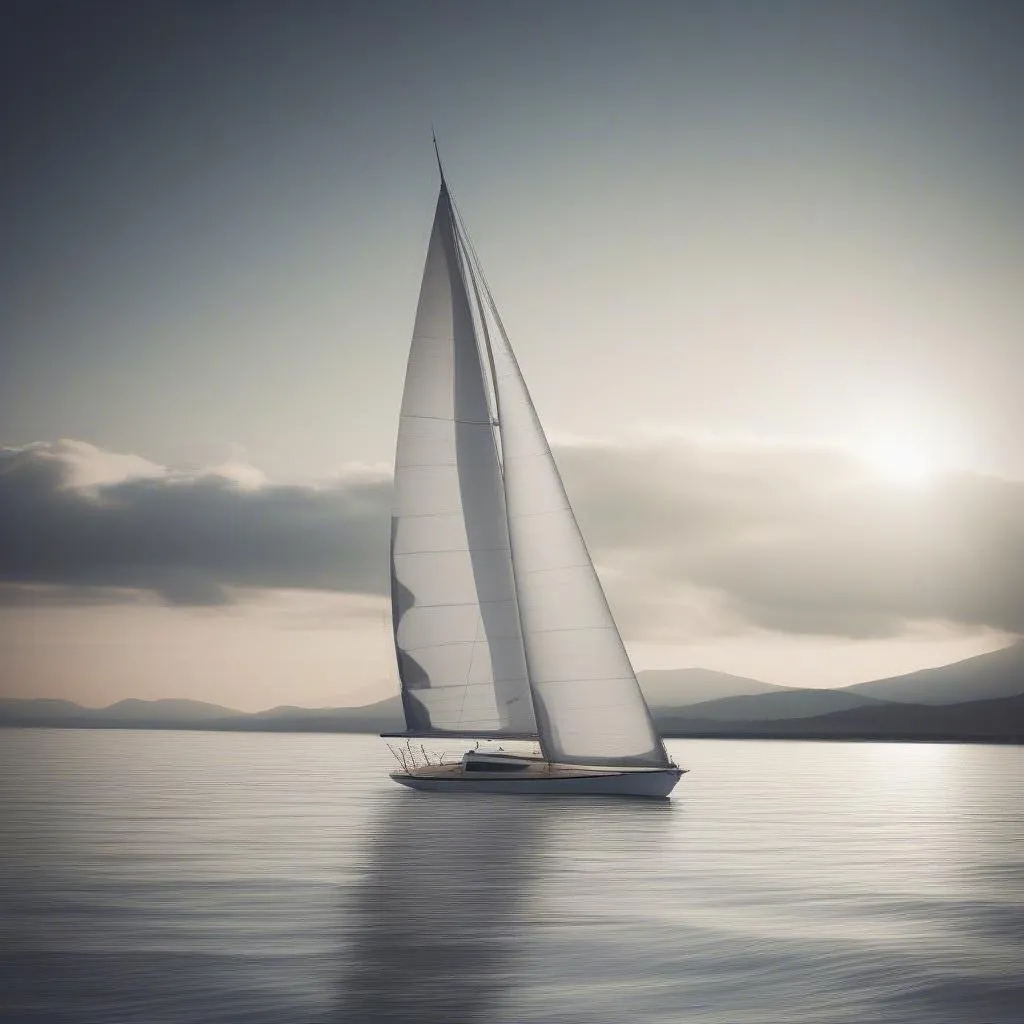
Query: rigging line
455,610,484,730
446,192,512,361
439,181,500,445
439,177,501,439
454,222,503,461
445,204,502,478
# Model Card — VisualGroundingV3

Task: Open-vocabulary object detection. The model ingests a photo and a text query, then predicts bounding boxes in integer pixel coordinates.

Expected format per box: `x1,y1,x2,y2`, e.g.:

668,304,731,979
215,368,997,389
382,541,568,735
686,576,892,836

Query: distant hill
637,668,790,708
660,688,890,723
99,698,239,720
0,695,405,732
658,692,1024,743
0,698,90,720
3,644,1023,744
242,697,402,732
0,697,239,729
842,642,1024,705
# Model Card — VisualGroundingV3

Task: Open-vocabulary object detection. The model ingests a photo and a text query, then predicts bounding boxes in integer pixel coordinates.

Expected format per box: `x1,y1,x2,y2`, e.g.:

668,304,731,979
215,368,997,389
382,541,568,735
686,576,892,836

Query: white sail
390,187,535,736
459,230,671,769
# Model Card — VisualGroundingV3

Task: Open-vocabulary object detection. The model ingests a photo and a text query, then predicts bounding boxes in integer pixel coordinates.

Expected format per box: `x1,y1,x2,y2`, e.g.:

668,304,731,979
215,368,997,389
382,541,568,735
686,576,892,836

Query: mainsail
391,175,670,769
390,185,535,737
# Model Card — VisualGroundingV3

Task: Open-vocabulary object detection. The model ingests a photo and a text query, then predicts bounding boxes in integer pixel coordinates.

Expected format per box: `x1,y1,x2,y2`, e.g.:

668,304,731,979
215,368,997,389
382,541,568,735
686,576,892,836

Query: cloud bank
2,439,1021,640
556,441,1024,639
0,441,390,606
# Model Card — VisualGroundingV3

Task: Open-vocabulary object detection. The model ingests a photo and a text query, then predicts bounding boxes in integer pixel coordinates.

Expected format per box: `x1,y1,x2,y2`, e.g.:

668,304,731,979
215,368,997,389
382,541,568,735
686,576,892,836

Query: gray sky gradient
1,1,1022,705
4,1,1023,478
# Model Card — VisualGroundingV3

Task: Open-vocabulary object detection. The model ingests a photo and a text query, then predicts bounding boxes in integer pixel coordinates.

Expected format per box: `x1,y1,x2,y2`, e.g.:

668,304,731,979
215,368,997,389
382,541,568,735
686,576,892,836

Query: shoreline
2,720,1021,745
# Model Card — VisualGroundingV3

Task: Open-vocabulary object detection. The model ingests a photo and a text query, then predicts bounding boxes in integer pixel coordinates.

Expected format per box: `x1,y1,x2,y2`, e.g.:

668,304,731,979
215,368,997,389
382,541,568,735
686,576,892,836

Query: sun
859,440,937,485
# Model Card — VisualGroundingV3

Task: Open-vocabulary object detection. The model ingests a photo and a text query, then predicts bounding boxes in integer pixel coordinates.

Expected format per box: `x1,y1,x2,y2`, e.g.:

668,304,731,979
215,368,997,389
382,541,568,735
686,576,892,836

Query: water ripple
0,731,1021,1023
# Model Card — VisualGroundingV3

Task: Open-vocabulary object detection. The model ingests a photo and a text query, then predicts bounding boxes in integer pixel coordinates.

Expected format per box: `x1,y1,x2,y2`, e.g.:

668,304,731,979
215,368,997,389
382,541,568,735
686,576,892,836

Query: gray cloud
0,582,152,608
0,444,390,606
2,440,1022,640
556,441,1024,639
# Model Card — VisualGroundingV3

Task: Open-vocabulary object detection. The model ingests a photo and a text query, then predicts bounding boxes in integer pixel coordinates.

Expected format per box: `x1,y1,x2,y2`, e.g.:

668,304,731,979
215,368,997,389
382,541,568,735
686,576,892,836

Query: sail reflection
337,792,545,1023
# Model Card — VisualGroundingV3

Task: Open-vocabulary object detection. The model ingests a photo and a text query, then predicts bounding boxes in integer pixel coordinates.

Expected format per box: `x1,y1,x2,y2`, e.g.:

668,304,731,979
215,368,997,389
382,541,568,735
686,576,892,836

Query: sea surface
0,730,1021,1023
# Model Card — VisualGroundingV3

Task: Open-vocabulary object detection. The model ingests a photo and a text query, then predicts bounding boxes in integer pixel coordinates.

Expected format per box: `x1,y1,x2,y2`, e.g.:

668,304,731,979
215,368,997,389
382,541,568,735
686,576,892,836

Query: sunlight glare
860,440,937,485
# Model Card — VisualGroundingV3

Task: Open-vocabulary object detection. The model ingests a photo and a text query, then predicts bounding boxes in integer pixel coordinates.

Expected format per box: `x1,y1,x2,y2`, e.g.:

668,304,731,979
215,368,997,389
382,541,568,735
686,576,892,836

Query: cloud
0,442,391,606
47,439,167,489
1,438,1022,640
556,440,1024,639
0,582,154,608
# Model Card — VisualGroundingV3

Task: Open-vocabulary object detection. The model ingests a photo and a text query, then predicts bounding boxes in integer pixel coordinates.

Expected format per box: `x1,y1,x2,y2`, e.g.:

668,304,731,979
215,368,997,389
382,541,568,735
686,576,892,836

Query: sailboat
383,147,685,798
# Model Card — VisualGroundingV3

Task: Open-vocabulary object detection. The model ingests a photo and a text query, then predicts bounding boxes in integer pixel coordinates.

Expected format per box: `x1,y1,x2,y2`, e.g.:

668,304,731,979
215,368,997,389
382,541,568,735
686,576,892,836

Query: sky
1,0,1022,710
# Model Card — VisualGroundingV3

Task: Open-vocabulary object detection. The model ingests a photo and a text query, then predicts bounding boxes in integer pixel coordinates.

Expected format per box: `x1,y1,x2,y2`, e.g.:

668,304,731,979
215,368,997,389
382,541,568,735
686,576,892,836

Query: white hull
391,766,684,798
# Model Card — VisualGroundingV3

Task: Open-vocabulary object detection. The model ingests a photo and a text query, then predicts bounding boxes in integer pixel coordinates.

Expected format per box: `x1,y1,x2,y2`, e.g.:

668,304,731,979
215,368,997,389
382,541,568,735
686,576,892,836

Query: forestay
390,186,536,737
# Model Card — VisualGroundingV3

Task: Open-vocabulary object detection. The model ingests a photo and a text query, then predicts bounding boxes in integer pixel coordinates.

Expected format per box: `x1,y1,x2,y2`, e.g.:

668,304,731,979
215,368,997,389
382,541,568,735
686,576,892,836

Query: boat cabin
461,750,538,773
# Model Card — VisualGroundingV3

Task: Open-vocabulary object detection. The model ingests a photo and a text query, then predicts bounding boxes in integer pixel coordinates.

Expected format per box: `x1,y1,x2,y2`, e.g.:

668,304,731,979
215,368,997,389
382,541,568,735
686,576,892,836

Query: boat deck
394,761,676,781
390,760,686,797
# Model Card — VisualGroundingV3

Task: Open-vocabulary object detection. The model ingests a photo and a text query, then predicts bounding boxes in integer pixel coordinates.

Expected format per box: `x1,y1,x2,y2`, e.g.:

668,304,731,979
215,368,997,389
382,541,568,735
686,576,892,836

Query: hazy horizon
6,633,1021,715
2,1,1023,710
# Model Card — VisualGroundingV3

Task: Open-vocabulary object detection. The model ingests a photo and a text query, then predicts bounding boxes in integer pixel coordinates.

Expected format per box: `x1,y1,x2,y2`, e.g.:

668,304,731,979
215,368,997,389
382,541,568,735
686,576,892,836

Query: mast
432,128,447,190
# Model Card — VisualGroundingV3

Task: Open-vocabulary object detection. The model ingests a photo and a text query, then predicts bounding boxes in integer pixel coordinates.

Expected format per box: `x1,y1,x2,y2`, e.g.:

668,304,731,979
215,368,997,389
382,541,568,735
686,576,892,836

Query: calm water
0,731,1021,1023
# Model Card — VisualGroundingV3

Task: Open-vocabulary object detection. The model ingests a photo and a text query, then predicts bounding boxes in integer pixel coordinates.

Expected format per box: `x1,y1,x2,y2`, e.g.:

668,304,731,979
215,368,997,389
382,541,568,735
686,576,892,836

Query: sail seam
518,625,618,634
523,678,639,687
518,563,591,574
400,414,497,424
393,464,461,469
403,640,518,652
393,546,512,554
391,511,495,520
507,508,573,519
396,680,525,690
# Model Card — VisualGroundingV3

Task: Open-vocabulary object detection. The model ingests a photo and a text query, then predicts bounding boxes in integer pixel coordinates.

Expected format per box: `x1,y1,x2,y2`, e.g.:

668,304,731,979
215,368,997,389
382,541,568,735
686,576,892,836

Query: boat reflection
337,791,546,1023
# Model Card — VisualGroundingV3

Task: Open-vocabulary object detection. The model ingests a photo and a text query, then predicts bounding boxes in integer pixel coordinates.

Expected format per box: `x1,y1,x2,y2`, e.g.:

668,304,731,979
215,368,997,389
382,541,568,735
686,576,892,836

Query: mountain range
3,642,1022,743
